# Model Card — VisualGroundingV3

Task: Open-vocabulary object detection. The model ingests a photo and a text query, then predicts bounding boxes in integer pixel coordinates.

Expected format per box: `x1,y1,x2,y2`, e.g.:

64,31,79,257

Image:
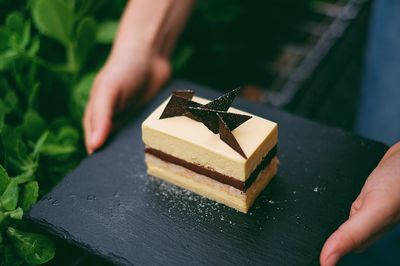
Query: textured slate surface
27,81,388,265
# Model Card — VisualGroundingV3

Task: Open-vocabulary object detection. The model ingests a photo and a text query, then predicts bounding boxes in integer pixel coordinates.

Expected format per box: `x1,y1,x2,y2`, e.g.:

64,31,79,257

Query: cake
141,88,278,213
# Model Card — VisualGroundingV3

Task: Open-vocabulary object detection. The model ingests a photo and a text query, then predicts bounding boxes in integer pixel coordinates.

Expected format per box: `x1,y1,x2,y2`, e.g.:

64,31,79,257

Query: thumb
320,201,391,266
84,84,116,154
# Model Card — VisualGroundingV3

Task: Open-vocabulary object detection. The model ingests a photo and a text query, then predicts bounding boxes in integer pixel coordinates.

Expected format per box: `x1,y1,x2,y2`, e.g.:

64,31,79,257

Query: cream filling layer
145,154,278,213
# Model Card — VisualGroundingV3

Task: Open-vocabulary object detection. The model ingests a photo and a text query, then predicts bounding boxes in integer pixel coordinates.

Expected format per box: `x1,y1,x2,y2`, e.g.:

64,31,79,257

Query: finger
86,83,118,154
320,203,392,266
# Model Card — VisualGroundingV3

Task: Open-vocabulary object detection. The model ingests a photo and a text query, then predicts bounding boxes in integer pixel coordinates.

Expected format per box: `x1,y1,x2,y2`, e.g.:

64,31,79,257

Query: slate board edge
25,213,131,266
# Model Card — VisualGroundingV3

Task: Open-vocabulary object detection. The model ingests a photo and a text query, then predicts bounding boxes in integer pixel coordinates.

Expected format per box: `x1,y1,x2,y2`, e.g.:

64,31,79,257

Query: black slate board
27,81,388,265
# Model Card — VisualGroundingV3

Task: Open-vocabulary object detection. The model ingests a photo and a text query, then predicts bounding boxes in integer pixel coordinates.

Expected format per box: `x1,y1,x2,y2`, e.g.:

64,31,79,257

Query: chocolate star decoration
159,88,252,158
159,90,202,120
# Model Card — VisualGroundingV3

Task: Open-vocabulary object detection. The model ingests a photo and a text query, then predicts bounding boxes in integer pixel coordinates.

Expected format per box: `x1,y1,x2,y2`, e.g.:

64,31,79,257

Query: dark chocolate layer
145,146,277,192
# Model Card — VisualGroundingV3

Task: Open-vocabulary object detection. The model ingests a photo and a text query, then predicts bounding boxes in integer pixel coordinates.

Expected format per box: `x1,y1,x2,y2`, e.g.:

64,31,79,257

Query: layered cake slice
141,88,278,213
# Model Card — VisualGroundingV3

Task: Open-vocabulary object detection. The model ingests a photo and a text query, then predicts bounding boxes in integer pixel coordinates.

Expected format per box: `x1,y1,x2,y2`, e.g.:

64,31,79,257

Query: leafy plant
7,227,55,265
0,0,121,264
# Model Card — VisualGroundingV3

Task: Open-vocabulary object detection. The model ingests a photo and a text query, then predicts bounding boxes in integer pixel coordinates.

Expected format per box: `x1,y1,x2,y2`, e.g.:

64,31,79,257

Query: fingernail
91,131,100,148
326,253,340,266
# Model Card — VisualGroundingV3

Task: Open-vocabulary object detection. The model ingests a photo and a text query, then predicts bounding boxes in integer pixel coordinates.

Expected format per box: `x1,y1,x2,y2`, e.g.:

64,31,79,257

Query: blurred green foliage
0,0,125,264
0,0,312,264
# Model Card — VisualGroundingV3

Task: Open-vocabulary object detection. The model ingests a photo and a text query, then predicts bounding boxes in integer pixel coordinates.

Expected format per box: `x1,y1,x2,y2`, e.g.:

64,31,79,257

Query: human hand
320,142,400,265
83,0,194,154
83,49,170,154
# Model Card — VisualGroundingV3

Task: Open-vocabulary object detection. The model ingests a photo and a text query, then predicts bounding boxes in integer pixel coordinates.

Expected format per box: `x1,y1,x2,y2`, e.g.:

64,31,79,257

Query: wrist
110,0,194,60
111,0,172,56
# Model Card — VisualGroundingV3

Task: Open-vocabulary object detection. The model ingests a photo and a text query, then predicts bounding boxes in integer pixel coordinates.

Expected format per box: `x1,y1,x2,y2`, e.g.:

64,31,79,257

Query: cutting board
26,80,388,265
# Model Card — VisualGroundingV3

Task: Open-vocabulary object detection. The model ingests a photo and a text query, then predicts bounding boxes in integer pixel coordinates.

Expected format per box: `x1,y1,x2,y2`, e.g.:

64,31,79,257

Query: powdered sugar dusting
140,175,233,224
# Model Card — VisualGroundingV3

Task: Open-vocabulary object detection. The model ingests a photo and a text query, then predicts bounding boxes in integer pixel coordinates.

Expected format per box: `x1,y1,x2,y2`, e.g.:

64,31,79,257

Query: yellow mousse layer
142,96,278,181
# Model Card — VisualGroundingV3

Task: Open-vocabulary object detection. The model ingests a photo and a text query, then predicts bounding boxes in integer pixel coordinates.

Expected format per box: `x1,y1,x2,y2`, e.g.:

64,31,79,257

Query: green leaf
5,91,18,110
27,36,40,57
32,0,74,45
0,179,18,211
5,207,23,220
0,164,10,195
28,81,41,108
6,90,18,109
75,0,96,20
33,131,49,157
0,28,11,50
5,12,30,51
6,12,25,33
21,110,47,141
40,144,77,156
71,72,94,120
3,127,36,174
56,126,79,146
13,171,35,185
32,127,79,157
20,181,38,211
7,227,56,265
1,127,29,172
15,140,34,172
75,17,97,69
0,211,5,224
0,50,18,71
0,244,24,266
96,20,118,44
0,90,18,112
21,21,31,49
